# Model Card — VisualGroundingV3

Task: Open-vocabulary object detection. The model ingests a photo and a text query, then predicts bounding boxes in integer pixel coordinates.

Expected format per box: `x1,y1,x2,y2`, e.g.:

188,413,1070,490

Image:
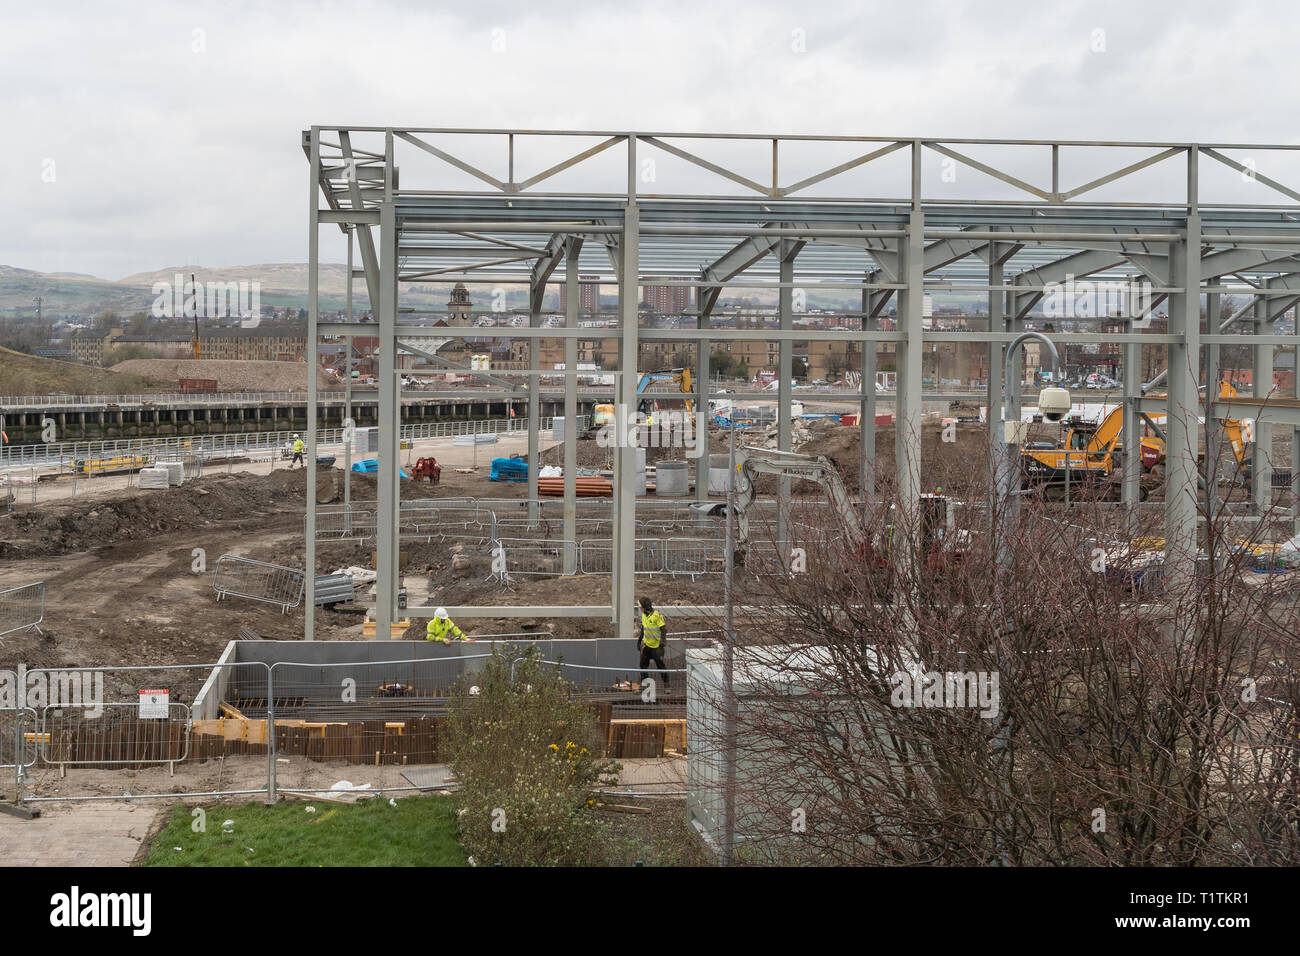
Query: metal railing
2,706,37,770
7,646,690,806
0,416,582,466
492,538,577,579
316,507,376,541
40,702,191,769
16,662,274,803
267,654,495,797
0,582,45,637
211,556,306,613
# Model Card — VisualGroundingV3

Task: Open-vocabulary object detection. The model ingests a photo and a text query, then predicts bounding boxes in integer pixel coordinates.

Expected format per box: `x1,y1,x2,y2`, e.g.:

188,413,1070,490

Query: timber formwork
302,130,1300,642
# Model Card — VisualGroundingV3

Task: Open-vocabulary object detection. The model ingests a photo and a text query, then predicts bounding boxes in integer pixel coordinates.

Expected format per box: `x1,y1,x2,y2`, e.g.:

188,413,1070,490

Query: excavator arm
636,368,694,414
732,448,863,553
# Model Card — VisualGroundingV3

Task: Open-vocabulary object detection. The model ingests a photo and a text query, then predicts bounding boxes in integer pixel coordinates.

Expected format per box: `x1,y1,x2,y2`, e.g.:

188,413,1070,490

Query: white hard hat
435,607,448,619
293,433,300,439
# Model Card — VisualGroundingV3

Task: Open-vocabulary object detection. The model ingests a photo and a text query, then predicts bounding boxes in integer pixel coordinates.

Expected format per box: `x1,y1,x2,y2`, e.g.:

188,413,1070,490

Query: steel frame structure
303,129,1300,642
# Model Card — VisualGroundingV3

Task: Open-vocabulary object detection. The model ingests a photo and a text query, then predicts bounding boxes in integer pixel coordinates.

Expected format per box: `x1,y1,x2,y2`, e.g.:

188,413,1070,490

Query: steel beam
375,197,398,640
1252,280,1274,514
615,142,639,645
1163,151,1202,607
563,238,582,573
895,144,925,582
305,130,320,641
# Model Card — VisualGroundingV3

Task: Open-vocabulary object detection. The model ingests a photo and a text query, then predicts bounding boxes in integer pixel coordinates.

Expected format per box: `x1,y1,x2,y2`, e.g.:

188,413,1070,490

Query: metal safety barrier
212,555,305,612
315,507,376,541
492,538,578,579
267,654,494,798
17,662,273,804
578,538,666,575
0,582,45,637
2,706,37,770
40,702,191,769
0,416,584,467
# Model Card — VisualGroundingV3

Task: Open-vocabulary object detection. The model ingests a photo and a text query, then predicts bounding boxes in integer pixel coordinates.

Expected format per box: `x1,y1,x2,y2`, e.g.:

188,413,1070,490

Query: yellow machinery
73,454,150,476
636,368,693,416
1020,380,1248,496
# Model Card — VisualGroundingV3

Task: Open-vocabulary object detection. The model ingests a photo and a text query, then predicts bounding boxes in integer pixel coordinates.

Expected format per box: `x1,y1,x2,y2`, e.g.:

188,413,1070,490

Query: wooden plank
219,701,248,720
608,718,686,751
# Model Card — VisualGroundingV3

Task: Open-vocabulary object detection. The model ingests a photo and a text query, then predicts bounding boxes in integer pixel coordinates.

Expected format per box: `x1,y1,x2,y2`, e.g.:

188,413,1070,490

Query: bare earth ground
2,417,1282,862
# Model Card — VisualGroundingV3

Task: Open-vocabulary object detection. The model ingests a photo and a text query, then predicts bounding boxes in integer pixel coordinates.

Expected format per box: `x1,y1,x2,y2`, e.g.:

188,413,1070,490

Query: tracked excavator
691,447,970,568
1020,380,1250,499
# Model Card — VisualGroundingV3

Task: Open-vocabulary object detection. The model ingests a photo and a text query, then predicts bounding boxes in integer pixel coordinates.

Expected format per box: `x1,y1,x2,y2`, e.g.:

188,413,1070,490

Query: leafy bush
446,646,621,865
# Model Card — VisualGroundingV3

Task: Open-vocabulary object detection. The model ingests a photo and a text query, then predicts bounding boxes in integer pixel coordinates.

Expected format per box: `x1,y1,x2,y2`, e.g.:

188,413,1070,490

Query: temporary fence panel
493,538,577,579
41,702,191,768
18,662,273,804
2,706,37,770
493,516,615,538
0,581,45,637
267,655,493,798
212,555,305,612
315,507,376,542
1,467,37,508
578,538,665,575
662,538,727,578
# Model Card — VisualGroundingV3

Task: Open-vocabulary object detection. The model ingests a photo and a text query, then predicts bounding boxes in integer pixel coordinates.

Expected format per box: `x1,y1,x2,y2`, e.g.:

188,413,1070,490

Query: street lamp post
990,330,1066,864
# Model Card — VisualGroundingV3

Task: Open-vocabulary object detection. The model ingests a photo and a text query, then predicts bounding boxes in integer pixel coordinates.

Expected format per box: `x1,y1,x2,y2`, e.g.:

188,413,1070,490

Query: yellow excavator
1020,381,1249,497
636,367,693,417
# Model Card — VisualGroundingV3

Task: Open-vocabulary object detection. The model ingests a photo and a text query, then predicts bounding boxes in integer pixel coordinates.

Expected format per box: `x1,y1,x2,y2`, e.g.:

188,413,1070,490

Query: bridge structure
302,129,1300,643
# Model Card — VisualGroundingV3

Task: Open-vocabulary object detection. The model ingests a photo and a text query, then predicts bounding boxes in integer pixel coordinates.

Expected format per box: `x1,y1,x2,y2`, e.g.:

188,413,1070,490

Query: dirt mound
0,345,169,395
1,469,344,559
108,359,334,391
740,419,995,497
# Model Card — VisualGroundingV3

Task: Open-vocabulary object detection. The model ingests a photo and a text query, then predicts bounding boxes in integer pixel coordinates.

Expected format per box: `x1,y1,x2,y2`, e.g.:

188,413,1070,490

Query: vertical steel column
528,280,542,526
1164,148,1202,603
375,195,398,639
1252,281,1273,514
1204,292,1221,524
304,128,320,640
344,226,353,516
615,138,640,643
695,294,711,504
563,238,581,573
1007,294,1025,420
777,243,798,547
860,277,877,508
387,132,401,617
1294,296,1300,535
895,143,925,573
987,246,1005,523
1122,307,1141,514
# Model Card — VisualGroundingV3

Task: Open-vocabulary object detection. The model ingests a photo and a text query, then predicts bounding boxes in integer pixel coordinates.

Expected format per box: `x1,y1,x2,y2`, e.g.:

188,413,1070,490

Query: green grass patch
141,795,467,867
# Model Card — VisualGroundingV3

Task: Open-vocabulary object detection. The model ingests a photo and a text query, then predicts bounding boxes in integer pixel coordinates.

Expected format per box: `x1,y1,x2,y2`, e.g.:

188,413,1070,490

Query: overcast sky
2,0,1297,279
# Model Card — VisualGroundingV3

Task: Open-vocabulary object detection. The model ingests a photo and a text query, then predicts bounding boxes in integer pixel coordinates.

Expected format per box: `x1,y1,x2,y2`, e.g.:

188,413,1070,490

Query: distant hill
1,261,990,319
0,346,171,396
0,263,519,316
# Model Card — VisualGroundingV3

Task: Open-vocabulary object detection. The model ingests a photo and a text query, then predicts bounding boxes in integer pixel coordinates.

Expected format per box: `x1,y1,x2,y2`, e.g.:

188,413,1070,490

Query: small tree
446,646,621,865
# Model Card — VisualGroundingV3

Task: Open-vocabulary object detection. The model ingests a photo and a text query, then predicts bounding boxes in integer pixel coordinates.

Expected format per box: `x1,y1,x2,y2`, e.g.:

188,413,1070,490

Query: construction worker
291,434,306,468
426,607,472,644
635,597,669,690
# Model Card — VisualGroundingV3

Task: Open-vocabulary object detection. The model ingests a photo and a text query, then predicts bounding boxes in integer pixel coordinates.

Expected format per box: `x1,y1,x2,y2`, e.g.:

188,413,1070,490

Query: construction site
3,128,1300,869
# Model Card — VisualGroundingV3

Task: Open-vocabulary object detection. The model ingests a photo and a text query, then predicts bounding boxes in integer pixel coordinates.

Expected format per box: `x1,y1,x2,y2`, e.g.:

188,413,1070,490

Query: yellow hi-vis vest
426,617,464,642
640,611,665,648
292,439,305,454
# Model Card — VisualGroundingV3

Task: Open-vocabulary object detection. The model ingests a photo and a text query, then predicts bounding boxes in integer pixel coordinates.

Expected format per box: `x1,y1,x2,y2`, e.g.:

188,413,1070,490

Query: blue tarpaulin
351,458,408,478
490,457,529,482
